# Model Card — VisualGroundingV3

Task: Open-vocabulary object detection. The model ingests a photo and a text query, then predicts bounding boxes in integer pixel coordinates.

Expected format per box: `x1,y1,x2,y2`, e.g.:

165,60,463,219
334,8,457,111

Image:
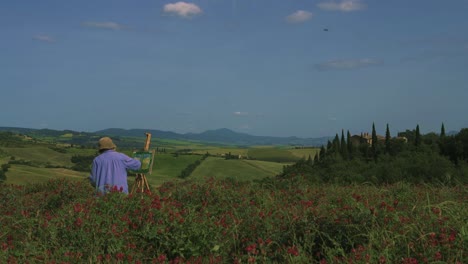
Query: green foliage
415,124,422,147
346,130,353,158
0,170,5,182
1,163,10,172
340,130,348,160
282,124,468,185
178,154,208,179
0,132,27,147
70,155,96,172
439,128,468,164
0,178,466,263
385,123,391,154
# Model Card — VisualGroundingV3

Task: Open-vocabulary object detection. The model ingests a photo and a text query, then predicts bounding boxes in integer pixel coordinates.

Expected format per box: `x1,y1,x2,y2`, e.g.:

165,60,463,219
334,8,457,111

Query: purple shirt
89,150,141,194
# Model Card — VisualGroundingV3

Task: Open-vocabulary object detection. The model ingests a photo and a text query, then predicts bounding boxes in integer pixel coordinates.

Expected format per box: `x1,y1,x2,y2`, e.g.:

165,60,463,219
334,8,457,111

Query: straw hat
98,137,116,150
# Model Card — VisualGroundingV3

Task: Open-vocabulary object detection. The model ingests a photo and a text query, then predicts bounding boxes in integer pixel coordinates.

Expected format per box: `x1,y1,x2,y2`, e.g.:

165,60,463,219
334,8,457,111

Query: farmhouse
350,132,408,146
350,132,385,146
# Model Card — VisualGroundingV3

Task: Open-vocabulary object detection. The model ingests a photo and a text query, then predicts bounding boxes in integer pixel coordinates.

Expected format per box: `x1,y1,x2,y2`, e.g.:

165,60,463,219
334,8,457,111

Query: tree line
178,153,209,179
281,123,468,185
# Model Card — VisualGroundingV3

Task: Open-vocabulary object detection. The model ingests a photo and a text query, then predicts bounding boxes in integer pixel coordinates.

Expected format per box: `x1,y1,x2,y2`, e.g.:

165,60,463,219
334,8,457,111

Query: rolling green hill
1,126,331,147
143,153,203,186
0,130,301,188
190,157,286,181
5,165,87,185
247,148,299,162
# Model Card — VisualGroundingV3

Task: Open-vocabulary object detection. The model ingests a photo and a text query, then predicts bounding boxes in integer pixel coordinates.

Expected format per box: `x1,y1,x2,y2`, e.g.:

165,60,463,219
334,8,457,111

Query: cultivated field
1,142,309,188
190,157,286,181
6,165,87,185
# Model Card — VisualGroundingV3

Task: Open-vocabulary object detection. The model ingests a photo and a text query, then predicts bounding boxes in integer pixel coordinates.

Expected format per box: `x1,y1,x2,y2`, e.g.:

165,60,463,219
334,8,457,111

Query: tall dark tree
326,140,332,151
456,128,468,162
440,123,446,138
385,124,391,154
314,153,319,163
333,134,340,153
371,122,377,152
415,124,421,147
340,130,348,159
319,145,326,160
347,130,353,157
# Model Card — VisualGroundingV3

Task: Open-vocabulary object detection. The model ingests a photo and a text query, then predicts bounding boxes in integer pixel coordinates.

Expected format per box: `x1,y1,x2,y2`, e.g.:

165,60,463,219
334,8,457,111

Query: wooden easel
131,133,154,194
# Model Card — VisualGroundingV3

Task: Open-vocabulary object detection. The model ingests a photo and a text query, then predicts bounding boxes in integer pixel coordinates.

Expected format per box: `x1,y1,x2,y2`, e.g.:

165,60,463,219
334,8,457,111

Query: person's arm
124,156,141,171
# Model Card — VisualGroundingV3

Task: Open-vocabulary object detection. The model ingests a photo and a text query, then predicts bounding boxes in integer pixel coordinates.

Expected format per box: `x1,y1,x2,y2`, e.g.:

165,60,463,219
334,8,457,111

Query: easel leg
131,173,151,194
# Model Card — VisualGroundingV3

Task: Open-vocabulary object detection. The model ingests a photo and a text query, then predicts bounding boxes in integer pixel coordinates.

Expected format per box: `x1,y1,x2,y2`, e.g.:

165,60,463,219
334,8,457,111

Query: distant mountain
95,128,331,146
0,126,330,146
0,127,93,137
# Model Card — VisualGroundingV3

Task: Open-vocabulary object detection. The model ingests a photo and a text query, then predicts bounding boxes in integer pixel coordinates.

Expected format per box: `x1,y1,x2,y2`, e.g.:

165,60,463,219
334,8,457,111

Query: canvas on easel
130,133,155,194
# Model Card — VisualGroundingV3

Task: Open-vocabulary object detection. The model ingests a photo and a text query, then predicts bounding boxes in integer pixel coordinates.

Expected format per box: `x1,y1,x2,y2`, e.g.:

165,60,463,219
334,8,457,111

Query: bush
0,178,466,263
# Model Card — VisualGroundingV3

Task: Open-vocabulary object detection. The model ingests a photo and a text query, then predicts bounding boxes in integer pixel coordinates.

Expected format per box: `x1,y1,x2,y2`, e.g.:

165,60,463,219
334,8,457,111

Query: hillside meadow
0,142,309,187
190,157,285,181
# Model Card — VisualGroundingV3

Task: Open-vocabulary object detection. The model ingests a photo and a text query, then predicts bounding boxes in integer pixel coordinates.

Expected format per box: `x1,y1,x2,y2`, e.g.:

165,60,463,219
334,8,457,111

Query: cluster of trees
157,147,168,153
0,132,26,147
70,155,96,172
224,152,240,160
0,163,9,182
281,123,468,184
179,153,209,179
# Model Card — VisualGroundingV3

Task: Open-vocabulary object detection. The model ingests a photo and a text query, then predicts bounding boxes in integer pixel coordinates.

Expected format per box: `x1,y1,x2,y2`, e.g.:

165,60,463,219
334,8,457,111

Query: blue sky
1,0,468,138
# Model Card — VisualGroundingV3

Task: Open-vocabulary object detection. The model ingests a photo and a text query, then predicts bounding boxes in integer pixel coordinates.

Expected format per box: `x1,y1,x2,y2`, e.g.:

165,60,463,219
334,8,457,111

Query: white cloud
318,0,366,12
33,35,55,43
316,58,383,71
164,2,202,18
233,111,249,116
286,10,313,23
82,21,126,30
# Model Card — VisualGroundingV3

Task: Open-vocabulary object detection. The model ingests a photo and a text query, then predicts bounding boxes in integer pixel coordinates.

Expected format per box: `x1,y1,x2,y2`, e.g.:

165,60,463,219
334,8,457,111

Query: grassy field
1,146,74,166
144,153,203,186
0,146,98,166
5,165,87,185
190,157,286,181
191,147,249,157
0,143,296,188
247,148,299,162
287,148,320,159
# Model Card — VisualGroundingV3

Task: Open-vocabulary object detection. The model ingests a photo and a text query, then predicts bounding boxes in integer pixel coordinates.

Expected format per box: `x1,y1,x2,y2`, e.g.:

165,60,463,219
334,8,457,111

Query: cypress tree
347,130,353,157
333,134,340,153
440,123,446,138
326,140,332,151
385,123,391,154
320,145,326,159
415,124,421,147
314,153,319,163
341,129,348,159
371,122,377,150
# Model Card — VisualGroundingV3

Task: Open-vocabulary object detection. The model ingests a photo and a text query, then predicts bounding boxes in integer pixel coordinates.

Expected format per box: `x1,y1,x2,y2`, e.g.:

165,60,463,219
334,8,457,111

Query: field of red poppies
1,176,466,263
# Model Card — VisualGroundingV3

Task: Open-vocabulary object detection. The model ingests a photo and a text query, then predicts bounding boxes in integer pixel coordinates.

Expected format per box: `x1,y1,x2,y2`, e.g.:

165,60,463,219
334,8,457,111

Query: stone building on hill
350,132,406,146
